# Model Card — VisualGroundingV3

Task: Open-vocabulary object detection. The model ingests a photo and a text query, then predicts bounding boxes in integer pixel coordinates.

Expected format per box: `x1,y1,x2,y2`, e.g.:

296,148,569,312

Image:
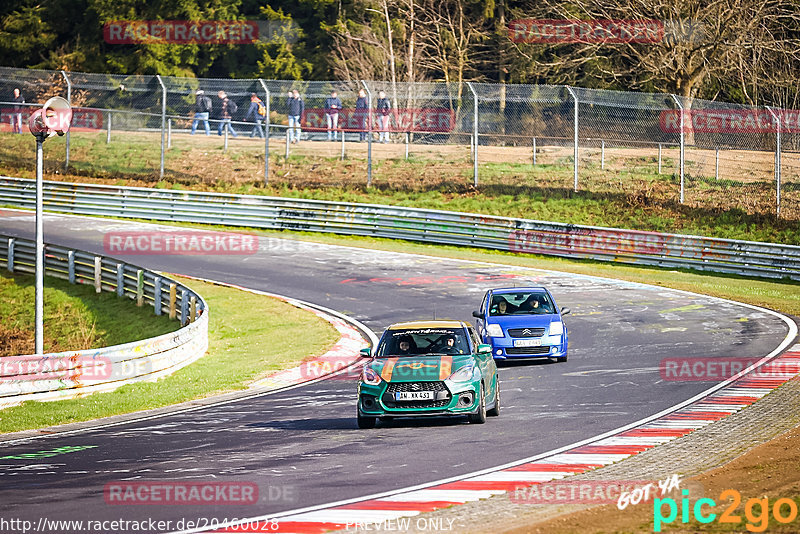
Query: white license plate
514,339,542,347
395,391,434,401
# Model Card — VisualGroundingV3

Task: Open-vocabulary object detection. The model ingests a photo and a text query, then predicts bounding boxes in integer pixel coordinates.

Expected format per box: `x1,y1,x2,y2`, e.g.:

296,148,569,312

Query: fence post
601,139,605,170
466,82,478,187
670,94,685,203
61,70,71,170
658,143,662,174
258,79,270,185
361,80,373,187
116,263,124,296
190,295,197,323
285,128,290,159
7,238,14,272
224,127,229,152
154,276,162,315
67,250,74,282
566,86,579,192
156,75,167,179
136,269,144,306
180,289,189,325
767,106,782,217
715,148,719,180
107,112,112,144
532,137,536,166
405,132,409,160
169,283,177,319
94,256,102,293
341,131,346,160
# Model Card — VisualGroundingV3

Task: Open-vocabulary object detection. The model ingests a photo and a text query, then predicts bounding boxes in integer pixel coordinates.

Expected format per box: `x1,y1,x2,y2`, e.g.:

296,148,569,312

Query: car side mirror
472,310,483,319
477,344,492,354
560,307,570,316
359,347,372,358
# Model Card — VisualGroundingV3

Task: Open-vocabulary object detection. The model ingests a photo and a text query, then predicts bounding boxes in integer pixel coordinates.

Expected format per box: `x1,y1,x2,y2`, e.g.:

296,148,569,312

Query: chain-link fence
0,66,796,219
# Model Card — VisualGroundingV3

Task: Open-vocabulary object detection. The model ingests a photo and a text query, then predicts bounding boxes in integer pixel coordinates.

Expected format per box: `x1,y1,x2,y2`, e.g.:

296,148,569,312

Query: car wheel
468,384,487,424
358,415,377,429
487,378,500,417
556,354,568,363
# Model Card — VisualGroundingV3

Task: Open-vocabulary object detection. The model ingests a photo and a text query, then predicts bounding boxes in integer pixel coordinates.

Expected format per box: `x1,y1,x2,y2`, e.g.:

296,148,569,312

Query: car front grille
507,327,546,338
382,381,451,409
506,346,551,355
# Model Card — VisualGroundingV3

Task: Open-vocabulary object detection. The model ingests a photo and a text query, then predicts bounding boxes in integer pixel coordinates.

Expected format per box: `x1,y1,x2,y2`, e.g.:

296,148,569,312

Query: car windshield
376,328,470,357
489,291,554,316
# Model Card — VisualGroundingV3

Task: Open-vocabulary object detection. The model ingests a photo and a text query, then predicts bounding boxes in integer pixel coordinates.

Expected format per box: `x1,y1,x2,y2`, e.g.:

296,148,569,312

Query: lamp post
28,96,72,354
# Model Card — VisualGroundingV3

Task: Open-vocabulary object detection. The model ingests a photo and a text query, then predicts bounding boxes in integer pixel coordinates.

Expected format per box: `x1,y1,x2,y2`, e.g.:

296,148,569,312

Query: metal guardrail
1,176,799,281
0,232,208,408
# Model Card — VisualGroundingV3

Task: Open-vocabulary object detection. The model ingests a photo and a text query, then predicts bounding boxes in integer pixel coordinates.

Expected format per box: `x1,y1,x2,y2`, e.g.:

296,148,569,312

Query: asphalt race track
0,210,794,531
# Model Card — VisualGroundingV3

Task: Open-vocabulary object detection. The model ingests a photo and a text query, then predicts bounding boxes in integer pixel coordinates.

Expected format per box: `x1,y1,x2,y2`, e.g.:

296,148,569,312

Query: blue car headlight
486,324,504,338
549,321,564,336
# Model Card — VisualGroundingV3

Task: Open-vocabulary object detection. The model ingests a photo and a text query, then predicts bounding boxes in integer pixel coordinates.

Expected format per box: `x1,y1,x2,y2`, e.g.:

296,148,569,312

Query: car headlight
361,366,382,386
486,324,504,337
448,364,475,382
549,321,564,336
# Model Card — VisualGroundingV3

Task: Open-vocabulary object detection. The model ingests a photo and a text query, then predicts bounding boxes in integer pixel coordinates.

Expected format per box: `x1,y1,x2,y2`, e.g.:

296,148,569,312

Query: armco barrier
1,176,799,281
0,234,208,409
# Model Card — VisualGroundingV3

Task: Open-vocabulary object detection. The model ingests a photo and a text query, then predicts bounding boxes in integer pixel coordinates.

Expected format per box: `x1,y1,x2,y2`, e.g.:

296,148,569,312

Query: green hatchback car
357,320,500,428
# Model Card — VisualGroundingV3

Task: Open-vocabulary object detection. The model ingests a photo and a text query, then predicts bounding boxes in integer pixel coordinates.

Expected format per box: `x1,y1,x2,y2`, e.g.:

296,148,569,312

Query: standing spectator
244,93,266,138
191,89,212,135
324,89,342,141
217,90,238,137
355,89,368,142
376,90,391,143
11,88,24,134
287,89,304,143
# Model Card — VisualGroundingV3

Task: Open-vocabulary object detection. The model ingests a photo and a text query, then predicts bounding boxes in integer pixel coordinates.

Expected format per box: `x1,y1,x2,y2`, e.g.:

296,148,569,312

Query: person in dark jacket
355,89,368,141
244,93,266,138
287,89,304,143
376,90,391,143
217,91,238,137
191,89,212,135
11,88,24,134
324,90,342,141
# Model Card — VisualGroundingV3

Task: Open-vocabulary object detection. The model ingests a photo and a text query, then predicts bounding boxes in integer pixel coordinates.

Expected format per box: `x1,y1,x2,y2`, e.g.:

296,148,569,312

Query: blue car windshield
489,292,554,316
376,328,470,357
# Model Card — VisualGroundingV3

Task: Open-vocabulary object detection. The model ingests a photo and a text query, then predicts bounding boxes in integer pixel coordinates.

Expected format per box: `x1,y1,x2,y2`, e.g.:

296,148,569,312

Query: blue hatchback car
472,287,570,362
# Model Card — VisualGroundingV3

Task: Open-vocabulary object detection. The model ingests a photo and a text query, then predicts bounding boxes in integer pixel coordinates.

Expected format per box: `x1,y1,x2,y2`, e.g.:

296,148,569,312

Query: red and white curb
187,342,800,534
171,274,377,392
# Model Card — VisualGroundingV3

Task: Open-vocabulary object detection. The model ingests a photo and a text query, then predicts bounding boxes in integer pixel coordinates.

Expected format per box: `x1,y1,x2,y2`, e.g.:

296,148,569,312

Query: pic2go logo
654,489,800,532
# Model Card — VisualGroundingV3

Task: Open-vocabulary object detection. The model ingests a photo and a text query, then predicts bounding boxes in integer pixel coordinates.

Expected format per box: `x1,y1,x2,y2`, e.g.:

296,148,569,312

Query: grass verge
0,271,176,356
0,276,340,434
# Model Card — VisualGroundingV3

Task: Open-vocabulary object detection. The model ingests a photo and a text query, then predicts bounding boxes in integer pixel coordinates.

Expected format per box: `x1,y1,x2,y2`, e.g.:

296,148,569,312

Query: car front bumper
488,334,567,360
358,379,481,417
